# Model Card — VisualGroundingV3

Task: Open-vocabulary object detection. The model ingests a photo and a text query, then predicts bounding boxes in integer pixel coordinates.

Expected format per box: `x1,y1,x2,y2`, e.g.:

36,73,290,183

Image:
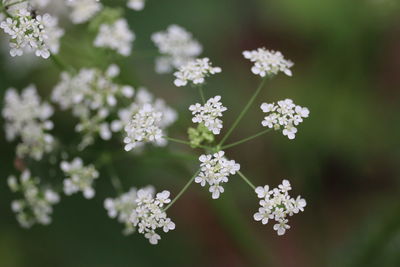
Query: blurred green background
1,0,400,266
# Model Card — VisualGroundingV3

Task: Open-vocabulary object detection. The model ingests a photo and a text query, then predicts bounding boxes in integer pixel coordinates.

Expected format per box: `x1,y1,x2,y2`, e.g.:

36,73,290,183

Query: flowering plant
1,0,309,245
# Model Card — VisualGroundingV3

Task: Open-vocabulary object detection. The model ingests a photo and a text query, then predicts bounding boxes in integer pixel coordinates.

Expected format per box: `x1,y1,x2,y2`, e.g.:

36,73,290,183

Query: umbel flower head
195,151,240,199
129,187,175,245
152,24,202,73
2,85,55,160
52,64,134,149
8,170,60,228
254,180,306,235
66,0,103,24
127,0,146,11
94,18,135,56
243,47,294,77
61,158,100,199
260,99,309,139
189,95,227,135
0,9,55,58
173,57,221,87
123,103,165,151
104,187,141,235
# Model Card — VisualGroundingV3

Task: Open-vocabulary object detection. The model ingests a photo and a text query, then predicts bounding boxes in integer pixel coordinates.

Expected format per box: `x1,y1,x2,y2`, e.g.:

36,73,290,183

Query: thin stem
107,165,124,195
237,171,256,191
164,169,200,211
222,128,272,150
163,136,212,150
50,54,69,71
198,85,205,104
219,77,268,146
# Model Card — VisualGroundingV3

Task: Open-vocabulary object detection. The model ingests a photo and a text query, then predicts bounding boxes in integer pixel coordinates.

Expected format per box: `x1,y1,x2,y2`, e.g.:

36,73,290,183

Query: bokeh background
1,0,400,266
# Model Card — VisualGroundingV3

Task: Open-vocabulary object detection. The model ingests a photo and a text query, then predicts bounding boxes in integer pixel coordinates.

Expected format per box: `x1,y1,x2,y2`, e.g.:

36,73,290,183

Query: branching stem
222,128,272,150
237,171,256,191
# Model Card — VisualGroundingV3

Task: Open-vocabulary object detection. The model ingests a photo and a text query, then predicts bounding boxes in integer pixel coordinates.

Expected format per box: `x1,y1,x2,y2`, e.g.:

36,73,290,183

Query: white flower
30,0,51,8
94,19,135,56
41,14,64,54
66,0,102,24
129,187,175,245
189,95,227,135
61,158,99,199
8,170,60,228
123,103,165,151
260,99,309,140
152,25,202,73
51,64,134,149
173,58,221,87
0,9,53,59
2,85,55,160
253,180,306,236
127,0,146,11
243,48,294,77
195,151,240,199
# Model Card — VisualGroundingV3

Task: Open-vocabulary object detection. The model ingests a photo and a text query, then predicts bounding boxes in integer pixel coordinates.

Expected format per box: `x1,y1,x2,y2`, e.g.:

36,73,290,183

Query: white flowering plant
1,0,310,244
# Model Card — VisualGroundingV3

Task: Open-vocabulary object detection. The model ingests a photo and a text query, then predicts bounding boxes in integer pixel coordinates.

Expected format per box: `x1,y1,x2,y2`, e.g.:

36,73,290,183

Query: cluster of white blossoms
60,158,99,199
111,87,177,137
174,58,221,87
104,187,140,235
2,85,54,160
66,0,102,24
94,18,135,56
52,64,134,148
152,24,202,73
189,95,227,135
129,187,175,244
8,170,60,228
195,151,240,199
243,48,294,77
0,9,63,58
30,0,51,8
127,0,146,11
254,180,306,235
123,103,165,151
260,99,310,140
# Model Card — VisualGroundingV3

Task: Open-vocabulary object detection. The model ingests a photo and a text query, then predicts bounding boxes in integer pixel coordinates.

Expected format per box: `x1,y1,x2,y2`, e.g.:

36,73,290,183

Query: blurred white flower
61,158,99,199
127,0,146,11
243,48,293,77
189,95,227,135
260,99,309,140
8,170,60,228
195,151,240,199
152,24,202,73
66,0,102,24
253,179,306,235
2,85,55,160
94,18,135,56
173,57,221,87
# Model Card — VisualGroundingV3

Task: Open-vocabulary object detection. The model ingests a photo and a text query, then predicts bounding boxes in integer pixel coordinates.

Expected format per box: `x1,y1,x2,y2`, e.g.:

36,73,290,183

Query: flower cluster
52,64,134,148
253,180,306,235
129,187,175,244
123,103,165,151
127,0,146,11
189,95,227,135
30,0,51,8
104,187,140,235
152,24,202,73
8,170,60,228
94,18,135,56
66,0,103,24
174,58,221,87
195,151,240,199
111,87,177,138
2,85,54,160
60,158,99,199
260,99,309,139
0,9,59,58
243,48,294,77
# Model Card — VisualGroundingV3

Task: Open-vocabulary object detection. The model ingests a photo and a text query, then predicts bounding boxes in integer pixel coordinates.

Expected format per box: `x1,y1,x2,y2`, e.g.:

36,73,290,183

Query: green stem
164,169,200,211
50,54,75,73
198,85,206,104
237,171,256,191
222,128,272,150
163,136,212,150
219,77,268,146
108,165,124,195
